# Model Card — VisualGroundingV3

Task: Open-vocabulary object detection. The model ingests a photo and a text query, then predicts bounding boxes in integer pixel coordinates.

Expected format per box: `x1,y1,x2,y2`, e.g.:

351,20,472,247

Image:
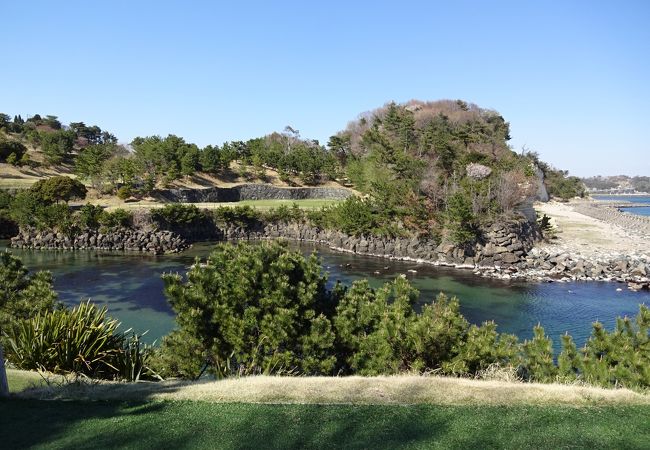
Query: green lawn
220,198,340,209
110,198,342,211
6,368,48,393
1,399,648,449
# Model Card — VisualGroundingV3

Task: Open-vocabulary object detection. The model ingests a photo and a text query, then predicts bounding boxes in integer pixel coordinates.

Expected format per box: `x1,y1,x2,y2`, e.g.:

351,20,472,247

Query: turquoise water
593,195,650,217
2,240,648,348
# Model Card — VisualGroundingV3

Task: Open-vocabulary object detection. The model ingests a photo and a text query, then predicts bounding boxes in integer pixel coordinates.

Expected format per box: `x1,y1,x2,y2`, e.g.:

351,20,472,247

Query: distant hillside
2,102,586,240
0,113,346,194
582,175,650,194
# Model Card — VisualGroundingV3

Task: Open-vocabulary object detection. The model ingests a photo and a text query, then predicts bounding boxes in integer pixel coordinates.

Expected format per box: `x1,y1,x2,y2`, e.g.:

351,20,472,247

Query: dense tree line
156,242,650,388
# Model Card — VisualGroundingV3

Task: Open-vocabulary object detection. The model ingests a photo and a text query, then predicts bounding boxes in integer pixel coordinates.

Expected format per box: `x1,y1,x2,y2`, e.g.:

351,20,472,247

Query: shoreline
476,200,649,289
7,199,650,291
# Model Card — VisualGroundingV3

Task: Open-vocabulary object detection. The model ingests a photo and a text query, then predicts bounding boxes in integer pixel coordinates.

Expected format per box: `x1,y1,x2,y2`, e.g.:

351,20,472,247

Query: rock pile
476,247,650,290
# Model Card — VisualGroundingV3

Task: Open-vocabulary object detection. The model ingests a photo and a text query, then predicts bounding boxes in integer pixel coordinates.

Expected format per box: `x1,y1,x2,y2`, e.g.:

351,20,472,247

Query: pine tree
520,325,557,382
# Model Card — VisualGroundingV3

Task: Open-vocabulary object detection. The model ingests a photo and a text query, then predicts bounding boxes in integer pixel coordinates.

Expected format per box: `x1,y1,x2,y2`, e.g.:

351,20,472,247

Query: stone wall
573,203,650,235
11,227,188,254
154,184,354,203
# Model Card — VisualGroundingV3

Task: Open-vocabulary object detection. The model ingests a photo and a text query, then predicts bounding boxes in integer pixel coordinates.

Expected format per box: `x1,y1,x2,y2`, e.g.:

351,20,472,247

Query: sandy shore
534,200,649,258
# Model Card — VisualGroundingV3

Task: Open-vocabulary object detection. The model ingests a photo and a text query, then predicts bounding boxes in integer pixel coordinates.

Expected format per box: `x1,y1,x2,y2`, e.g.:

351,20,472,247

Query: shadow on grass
0,399,448,449
2,395,649,449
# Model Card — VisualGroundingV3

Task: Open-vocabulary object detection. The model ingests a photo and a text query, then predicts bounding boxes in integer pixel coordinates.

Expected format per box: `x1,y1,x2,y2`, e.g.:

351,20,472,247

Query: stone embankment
154,184,354,203
219,219,540,270
573,202,650,236
10,227,188,254
476,247,650,291
479,201,650,290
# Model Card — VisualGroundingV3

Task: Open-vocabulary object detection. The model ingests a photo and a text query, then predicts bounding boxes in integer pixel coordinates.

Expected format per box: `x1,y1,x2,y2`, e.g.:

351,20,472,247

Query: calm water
2,240,648,348
593,195,650,217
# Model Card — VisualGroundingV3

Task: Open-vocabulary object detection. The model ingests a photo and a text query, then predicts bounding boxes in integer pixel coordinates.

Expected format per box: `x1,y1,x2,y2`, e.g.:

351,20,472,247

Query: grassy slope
2,400,649,449
17,374,650,407
101,198,342,211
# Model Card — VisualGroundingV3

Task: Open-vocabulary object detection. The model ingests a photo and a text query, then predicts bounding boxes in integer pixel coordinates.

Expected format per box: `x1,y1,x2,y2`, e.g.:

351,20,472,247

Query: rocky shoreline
9,204,650,291
476,247,650,291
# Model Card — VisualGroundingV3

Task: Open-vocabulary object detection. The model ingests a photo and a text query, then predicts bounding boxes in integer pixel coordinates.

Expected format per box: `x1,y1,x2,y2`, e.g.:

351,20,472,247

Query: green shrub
442,321,519,376
9,191,75,231
212,205,261,228
0,251,58,337
264,203,304,223
160,241,337,378
309,197,379,236
40,203,76,233
519,325,558,382
334,280,470,375
543,168,586,200
5,300,156,381
113,330,160,382
149,329,206,380
99,208,132,228
558,306,650,389
5,301,122,377
30,176,87,204
151,204,207,228
9,190,44,228
445,192,479,244
154,243,650,389
77,203,105,229
0,138,27,163
116,185,132,200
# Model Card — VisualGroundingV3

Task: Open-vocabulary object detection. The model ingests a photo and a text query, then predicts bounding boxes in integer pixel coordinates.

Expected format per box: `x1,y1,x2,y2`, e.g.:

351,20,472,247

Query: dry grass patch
17,374,650,407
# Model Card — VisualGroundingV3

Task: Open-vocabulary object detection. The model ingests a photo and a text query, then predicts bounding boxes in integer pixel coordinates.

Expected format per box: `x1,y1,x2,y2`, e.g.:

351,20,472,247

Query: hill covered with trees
1,101,587,243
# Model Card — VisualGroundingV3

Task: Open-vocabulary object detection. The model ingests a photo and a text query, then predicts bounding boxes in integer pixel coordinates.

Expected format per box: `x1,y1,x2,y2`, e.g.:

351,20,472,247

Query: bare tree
496,170,533,212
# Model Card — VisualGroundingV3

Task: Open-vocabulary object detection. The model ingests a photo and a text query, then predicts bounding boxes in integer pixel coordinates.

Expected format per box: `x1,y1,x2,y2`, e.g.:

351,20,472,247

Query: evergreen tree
161,242,337,378
520,325,557,382
0,251,58,336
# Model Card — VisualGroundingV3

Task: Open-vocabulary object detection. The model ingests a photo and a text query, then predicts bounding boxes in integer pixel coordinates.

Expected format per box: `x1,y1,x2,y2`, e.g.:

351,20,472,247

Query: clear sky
2,1,648,176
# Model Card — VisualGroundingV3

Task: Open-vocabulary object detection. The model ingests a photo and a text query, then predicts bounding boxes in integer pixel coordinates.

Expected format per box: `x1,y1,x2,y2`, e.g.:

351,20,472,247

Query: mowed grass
105,198,342,211
6,372,650,448
2,399,649,449
6,368,49,393
0,177,37,189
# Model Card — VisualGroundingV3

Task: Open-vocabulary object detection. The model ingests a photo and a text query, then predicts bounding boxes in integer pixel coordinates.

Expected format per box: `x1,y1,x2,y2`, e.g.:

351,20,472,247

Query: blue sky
3,1,648,176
